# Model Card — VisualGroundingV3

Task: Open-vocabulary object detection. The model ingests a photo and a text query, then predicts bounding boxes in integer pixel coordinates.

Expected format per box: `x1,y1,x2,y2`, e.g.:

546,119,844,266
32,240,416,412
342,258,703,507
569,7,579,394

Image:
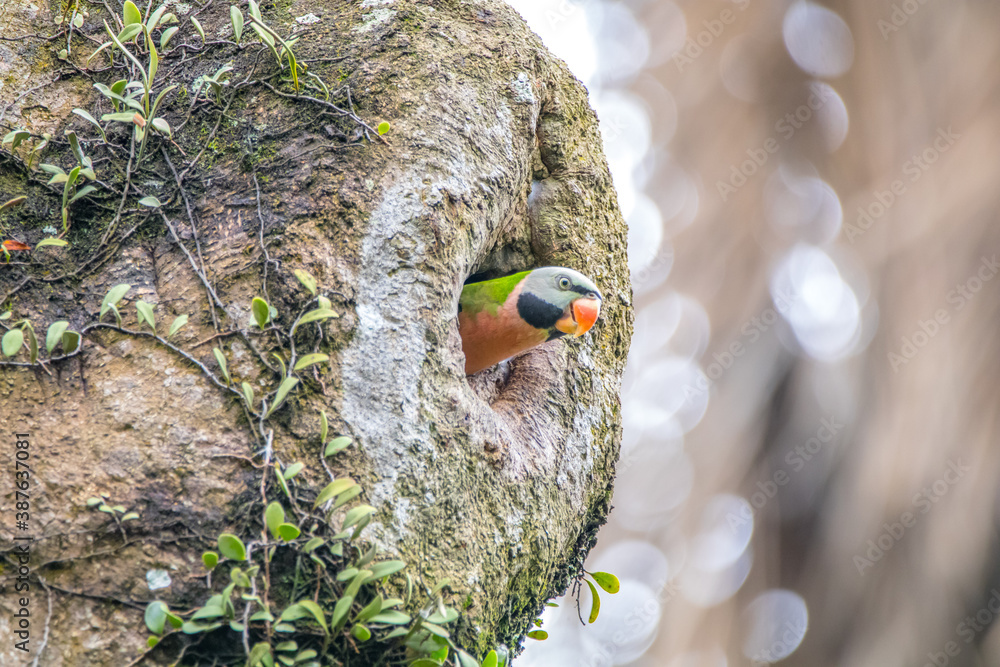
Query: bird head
521,267,603,338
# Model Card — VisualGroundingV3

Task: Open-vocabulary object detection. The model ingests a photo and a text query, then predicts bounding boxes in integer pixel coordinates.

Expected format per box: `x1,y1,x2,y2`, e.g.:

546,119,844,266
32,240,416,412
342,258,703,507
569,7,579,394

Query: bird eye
558,277,571,289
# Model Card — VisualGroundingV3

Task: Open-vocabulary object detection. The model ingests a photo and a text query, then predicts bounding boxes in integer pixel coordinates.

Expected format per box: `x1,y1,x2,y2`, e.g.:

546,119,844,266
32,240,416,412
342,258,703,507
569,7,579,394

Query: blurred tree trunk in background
639,0,1000,665
0,0,631,663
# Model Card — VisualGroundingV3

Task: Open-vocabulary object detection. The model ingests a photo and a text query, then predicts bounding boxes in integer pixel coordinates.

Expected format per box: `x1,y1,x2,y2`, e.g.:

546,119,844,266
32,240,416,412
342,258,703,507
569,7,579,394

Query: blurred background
505,0,1000,665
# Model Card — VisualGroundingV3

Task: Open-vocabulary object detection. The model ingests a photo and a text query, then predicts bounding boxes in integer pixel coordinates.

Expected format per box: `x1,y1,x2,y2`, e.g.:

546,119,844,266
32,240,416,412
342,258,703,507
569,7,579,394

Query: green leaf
191,605,224,620
65,130,85,167
100,284,130,320
144,601,168,635
293,353,328,371
482,650,499,667
72,109,106,141
264,501,284,539
313,478,357,507
67,185,98,205
43,322,66,355
526,630,548,640
190,16,205,43
283,462,304,480
230,5,244,42
146,636,159,648
356,596,383,623
367,560,406,582
151,117,171,137
168,314,188,338
248,0,262,21
62,330,81,354
426,606,459,625
38,163,65,176
296,307,338,327
342,504,375,531
213,347,229,383
2,328,24,357
377,121,390,135
324,436,352,457
138,196,161,208
0,311,10,320
422,622,450,638
410,660,440,667
146,4,166,31
457,650,480,667
265,376,298,418
235,384,252,409
117,22,143,42
330,595,354,631
24,324,38,363
277,523,300,541
150,84,177,121
0,196,26,211
122,1,142,26
370,610,410,625
35,238,70,250
2,129,30,149
217,533,247,561
181,620,221,634
319,410,329,443
284,600,328,635
102,111,139,123
590,571,620,594
252,297,270,329
336,567,359,583
202,551,219,569
160,26,178,49
293,269,317,295
585,578,601,623
271,353,286,377
332,485,363,510
135,300,156,333
302,537,324,553
351,624,371,641
247,643,274,667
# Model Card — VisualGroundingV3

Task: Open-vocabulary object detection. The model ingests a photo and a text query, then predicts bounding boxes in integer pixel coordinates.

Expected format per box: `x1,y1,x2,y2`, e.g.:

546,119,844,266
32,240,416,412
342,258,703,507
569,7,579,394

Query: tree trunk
0,0,630,664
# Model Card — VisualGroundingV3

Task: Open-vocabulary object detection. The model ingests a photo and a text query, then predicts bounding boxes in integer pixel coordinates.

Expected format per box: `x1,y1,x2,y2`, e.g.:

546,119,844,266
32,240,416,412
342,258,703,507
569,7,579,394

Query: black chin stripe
547,329,567,341
517,292,564,330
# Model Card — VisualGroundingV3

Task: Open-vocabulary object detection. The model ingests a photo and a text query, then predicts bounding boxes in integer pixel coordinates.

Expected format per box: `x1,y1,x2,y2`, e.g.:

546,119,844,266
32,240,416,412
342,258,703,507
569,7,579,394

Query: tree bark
0,0,631,664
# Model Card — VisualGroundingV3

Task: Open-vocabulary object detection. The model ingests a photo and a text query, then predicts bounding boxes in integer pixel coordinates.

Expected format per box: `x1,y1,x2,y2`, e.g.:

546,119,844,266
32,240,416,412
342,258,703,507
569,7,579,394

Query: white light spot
770,244,861,361
763,168,843,244
783,2,854,78
690,495,753,572
742,589,809,663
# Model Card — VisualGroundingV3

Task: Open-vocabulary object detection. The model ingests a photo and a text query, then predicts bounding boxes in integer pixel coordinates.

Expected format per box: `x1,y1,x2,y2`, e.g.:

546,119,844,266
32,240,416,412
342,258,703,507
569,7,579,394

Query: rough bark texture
0,0,631,664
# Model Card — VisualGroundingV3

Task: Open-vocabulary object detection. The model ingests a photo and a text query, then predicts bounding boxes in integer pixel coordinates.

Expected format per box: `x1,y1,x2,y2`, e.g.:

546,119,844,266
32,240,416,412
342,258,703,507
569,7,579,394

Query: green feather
459,270,530,317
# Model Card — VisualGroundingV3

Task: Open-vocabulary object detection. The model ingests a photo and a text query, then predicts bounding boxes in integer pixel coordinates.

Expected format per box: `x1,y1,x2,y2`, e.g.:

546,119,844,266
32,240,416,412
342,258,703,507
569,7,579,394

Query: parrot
458,266,603,375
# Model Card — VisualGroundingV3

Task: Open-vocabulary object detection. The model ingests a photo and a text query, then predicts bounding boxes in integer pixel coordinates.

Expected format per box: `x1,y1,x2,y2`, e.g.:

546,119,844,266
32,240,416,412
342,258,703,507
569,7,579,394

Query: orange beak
555,297,601,338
